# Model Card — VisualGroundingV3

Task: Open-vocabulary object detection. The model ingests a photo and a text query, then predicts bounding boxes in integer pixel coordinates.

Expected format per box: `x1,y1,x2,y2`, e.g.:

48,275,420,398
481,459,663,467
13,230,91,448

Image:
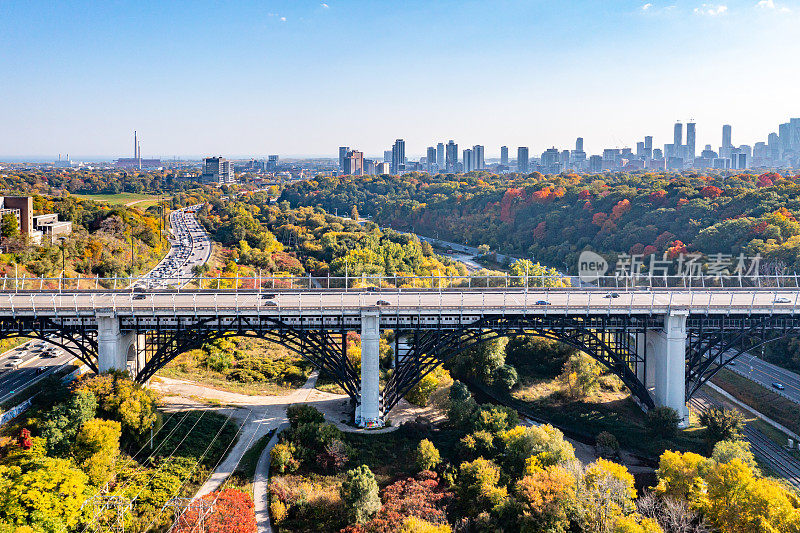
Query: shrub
646,406,681,439
316,439,349,472
341,465,382,524
596,431,620,459
458,458,508,516
560,353,602,399
446,381,478,428
173,488,256,533
406,373,441,407
493,364,518,391
227,368,265,383
270,500,288,524
287,404,325,428
414,439,441,471
271,442,299,474
399,516,452,533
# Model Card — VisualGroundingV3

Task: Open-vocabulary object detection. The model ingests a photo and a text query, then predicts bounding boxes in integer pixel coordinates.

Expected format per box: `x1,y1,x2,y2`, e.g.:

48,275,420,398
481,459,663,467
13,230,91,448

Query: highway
135,204,211,288
0,336,78,405
726,352,800,404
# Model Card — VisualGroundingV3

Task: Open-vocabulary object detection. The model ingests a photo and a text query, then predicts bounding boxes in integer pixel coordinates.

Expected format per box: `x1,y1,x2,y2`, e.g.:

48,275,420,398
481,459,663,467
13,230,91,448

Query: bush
596,431,620,459
287,404,325,428
414,439,441,471
446,381,478,428
227,368,265,383
406,373,441,407
270,500,288,524
316,439,349,472
493,364,518,391
271,442,299,474
646,406,681,439
341,465,381,524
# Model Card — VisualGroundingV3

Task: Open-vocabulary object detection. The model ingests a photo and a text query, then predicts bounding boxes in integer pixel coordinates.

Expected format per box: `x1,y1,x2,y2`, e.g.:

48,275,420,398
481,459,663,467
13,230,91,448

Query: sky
1,0,799,160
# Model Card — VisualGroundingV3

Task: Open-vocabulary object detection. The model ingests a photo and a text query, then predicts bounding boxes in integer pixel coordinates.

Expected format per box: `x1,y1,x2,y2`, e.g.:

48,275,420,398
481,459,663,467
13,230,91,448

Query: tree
351,205,360,221
446,381,478,428
577,459,638,533
646,407,681,439
341,465,381,524
494,364,518,391
501,424,576,475
74,373,156,437
560,353,602,399
399,517,452,533
172,488,256,533
699,408,745,451
286,403,325,427
414,439,441,471
653,450,708,504
458,458,508,516
406,367,447,406
515,464,576,533
39,389,98,456
711,439,758,472
270,442,299,474
1,214,19,238
75,418,121,486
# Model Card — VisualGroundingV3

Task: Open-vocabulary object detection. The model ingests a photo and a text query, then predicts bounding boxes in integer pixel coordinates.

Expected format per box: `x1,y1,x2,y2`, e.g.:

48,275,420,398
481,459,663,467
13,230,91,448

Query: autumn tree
341,465,381,524
414,439,441,471
75,418,122,486
560,353,602,399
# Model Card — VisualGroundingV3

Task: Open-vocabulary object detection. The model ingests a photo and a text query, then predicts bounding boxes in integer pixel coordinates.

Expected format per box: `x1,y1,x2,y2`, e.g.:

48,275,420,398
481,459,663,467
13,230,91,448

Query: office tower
560,150,570,170
343,150,364,176
426,146,437,173
644,136,653,159
202,156,235,184
653,148,663,159
463,149,474,172
588,155,602,173
384,150,392,163
500,146,509,166
338,147,350,172
364,159,376,175
436,143,445,169
541,147,559,167
636,142,645,158
376,162,390,174
792,118,800,151
267,155,279,171
673,121,683,160
391,139,405,174
445,140,458,172
686,121,696,162
517,147,529,173
472,145,485,169
721,125,732,158
575,137,584,153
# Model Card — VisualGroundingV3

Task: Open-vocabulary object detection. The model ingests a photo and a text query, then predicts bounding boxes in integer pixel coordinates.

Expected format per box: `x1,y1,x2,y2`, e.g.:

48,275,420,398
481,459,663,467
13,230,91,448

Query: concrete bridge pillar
356,310,383,428
97,314,135,374
650,311,689,426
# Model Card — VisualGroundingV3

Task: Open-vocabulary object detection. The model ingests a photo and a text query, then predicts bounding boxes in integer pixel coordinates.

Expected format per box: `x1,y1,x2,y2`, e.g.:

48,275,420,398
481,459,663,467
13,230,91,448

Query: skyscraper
644,136,653,159
445,140,458,172
500,146,509,166
436,143,445,170
384,150,392,163
338,146,350,173
463,149,474,172
426,146,436,173
721,125,732,158
575,137,584,152
391,139,405,174
343,150,364,176
686,122,696,162
673,122,683,158
473,145,485,170
517,147,529,173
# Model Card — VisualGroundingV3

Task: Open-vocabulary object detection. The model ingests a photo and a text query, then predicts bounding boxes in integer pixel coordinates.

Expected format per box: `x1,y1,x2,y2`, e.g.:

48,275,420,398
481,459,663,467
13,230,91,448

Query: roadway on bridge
3,289,797,314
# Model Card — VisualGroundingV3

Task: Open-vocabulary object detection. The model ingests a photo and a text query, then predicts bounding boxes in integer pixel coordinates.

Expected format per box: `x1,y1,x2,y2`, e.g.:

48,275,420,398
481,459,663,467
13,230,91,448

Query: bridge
2,273,800,427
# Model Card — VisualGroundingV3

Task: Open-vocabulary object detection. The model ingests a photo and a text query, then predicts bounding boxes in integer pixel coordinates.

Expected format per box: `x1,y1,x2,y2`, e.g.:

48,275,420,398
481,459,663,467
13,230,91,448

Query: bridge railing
1,273,800,293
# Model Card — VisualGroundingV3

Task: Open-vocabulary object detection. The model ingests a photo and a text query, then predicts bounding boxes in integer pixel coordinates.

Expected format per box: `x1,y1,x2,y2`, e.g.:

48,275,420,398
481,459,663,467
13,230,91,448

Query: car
772,382,785,391
36,367,46,375
535,300,551,305
366,286,378,292
261,293,276,299
263,301,278,307
376,300,390,306
604,292,620,298
9,354,23,360
774,297,792,303
133,294,147,300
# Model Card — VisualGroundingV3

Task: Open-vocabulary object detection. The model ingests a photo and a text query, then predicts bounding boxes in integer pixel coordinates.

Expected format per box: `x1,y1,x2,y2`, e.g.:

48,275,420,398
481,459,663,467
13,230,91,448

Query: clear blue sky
1,0,798,159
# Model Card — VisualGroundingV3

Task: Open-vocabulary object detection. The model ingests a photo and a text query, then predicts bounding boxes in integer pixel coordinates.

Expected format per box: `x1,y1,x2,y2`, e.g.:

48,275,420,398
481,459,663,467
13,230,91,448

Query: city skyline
1,1,800,158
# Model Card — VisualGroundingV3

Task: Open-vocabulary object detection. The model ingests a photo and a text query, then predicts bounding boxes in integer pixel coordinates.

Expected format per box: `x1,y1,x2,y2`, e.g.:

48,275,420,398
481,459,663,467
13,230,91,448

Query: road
725,352,800,404
0,336,78,404
690,391,800,488
135,204,211,289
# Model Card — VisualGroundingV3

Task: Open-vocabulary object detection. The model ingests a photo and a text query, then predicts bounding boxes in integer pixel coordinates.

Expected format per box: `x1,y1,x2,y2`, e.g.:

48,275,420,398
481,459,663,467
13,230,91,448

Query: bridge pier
356,310,383,428
97,314,135,374
650,312,689,426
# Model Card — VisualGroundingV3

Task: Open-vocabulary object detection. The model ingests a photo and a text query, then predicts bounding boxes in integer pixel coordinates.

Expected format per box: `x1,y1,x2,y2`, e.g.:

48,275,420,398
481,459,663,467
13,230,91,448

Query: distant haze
1,1,799,159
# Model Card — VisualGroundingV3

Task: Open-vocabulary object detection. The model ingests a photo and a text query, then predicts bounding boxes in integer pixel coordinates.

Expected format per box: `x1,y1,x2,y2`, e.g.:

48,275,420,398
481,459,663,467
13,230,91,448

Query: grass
73,192,163,208
710,368,800,437
152,409,240,467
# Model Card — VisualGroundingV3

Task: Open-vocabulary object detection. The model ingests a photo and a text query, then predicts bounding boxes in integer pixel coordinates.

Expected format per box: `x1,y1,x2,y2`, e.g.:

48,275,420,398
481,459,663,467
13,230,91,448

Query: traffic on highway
0,335,78,404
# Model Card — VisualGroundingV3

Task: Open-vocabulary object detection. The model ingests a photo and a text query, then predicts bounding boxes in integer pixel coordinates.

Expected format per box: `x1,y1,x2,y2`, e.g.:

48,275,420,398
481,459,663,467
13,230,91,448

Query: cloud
694,3,727,15
756,0,791,11
321,2,329,8
268,12,287,22
280,16,286,22
641,3,653,10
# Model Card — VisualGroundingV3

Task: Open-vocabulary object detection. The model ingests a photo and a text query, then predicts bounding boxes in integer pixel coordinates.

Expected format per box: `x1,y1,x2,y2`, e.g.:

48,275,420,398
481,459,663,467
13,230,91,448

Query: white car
774,297,792,303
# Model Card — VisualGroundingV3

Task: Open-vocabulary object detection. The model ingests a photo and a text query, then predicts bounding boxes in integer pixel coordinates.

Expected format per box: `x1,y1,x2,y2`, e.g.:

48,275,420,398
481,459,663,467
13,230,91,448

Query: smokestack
138,141,142,169
134,130,137,159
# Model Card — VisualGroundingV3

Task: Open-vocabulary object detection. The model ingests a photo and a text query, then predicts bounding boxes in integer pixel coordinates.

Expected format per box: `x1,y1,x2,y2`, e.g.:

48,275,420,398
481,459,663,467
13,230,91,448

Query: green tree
414,439,441,471
39,390,98,456
560,353,602,399
458,458,508,516
446,380,478,428
501,424,576,475
711,439,759,472
0,214,19,238
74,373,157,437
699,408,745,451
646,407,681,439
340,465,381,524
75,418,122,486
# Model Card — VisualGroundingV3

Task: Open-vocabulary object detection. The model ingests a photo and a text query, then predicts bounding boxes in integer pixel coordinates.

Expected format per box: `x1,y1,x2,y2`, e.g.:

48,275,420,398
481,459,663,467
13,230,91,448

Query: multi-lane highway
135,204,211,288
0,336,79,404
726,352,800,404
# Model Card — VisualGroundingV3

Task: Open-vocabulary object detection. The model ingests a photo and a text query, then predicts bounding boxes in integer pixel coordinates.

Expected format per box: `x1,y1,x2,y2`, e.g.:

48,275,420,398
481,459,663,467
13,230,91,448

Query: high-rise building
644,135,653,159
267,155,279,171
576,138,584,152
463,149,474,172
673,122,683,148
384,150,392,163
364,159,376,175
343,150,364,176
686,122,696,161
500,146,509,166
517,147,529,173
426,146,437,173
721,125,732,158
202,156,235,184
391,139,406,174
338,147,350,173
445,140,458,172
376,162,390,174
541,147,559,167
436,143,445,170
472,145,485,169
